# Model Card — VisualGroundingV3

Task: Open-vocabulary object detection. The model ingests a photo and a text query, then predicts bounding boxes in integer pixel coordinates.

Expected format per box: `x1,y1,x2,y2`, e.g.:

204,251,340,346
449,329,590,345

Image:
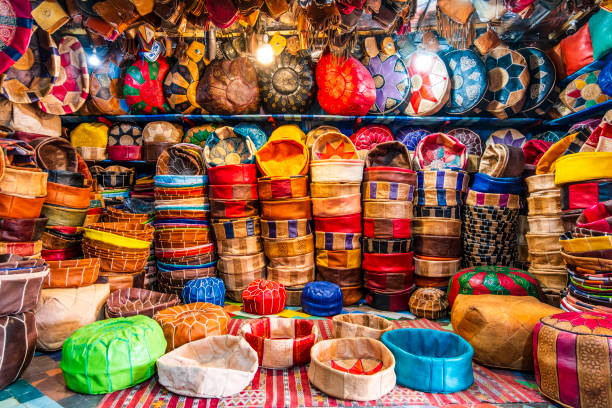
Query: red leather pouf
242,279,287,315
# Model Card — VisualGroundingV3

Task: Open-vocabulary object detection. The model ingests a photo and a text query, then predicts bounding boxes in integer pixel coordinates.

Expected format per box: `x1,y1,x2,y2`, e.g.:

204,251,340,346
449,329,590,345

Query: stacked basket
0,140,48,260
256,131,313,306
412,134,468,289
310,130,364,306
361,141,416,311
524,173,566,300
153,144,215,296
90,165,135,206
206,127,264,302
462,142,525,266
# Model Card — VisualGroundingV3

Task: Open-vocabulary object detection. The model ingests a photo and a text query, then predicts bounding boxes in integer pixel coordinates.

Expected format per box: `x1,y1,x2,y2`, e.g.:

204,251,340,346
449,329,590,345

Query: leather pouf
163,44,204,114
60,315,166,394
196,57,260,115
301,281,343,316
38,36,89,115
182,277,225,306
0,0,33,75
409,288,449,319
534,312,612,407
0,312,36,390
364,53,411,115
153,302,230,351
560,70,610,113
35,284,110,351
442,49,487,115
483,47,530,119
451,294,562,371
123,57,171,114
238,318,318,368
242,279,286,315
518,47,557,117
105,288,180,318
90,57,129,115
316,53,375,116
448,266,543,306
403,50,450,116
257,52,315,114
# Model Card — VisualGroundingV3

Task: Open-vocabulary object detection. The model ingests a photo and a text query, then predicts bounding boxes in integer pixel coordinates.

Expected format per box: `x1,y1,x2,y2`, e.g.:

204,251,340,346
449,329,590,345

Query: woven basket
527,192,561,216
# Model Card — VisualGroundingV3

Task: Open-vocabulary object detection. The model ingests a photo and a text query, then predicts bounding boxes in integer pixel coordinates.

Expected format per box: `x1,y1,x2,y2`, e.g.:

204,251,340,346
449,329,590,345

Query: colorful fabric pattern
560,70,610,112
442,49,487,114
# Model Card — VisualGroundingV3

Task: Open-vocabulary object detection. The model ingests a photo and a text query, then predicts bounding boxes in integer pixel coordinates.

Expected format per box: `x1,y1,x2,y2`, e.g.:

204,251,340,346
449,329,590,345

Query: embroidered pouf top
483,47,530,119
301,281,343,316
242,279,287,315
534,312,612,408
408,288,449,320
447,266,543,306
204,126,256,167
60,315,166,394
363,53,411,115
485,128,527,148
123,57,171,114
396,127,430,151
38,36,89,115
517,47,557,117
0,0,33,75
415,133,467,170
403,50,450,116
350,125,394,154
316,53,376,116
182,277,226,306
447,128,484,157
239,318,318,368
560,70,610,113
381,328,473,393
442,49,487,115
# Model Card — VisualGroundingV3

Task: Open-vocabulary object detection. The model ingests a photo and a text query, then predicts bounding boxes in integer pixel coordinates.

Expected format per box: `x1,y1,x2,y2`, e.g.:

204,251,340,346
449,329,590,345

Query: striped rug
97,318,546,408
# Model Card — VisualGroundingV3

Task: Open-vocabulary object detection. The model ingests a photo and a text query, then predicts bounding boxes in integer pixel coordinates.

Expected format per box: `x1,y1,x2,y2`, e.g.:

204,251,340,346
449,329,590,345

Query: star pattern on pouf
487,53,527,104
317,141,356,160
366,54,410,114
406,53,448,114
331,359,383,375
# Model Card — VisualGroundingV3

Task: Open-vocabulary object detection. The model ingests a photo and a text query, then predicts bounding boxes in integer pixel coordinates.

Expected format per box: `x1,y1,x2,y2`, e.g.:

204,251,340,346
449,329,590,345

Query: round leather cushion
163,57,203,114
124,57,171,114
108,122,143,146
90,58,129,115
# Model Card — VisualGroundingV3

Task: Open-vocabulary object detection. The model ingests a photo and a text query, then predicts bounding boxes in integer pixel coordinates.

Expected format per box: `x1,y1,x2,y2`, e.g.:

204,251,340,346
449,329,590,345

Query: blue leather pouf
381,328,474,393
182,277,226,306
301,282,343,316
471,173,523,195
599,58,612,97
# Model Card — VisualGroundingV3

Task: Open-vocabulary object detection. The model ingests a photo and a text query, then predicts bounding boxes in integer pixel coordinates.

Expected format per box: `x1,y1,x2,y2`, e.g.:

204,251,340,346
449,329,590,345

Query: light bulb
256,43,274,65
88,53,101,67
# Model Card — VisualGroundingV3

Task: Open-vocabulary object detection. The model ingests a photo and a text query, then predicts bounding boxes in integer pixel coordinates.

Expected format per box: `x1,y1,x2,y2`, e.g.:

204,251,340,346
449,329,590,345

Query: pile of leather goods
90,165,135,206
461,141,526,267
207,134,265,301
310,129,364,306
256,126,313,306
154,166,214,296
412,134,468,291
524,173,565,302
553,150,612,313
0,259,49,388
361,141,416,311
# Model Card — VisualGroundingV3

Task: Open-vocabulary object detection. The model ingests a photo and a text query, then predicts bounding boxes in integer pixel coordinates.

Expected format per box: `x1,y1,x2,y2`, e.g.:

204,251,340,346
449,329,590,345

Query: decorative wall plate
364,53,411,115
483,47,530,119
403,50,450,116
518,47,557,117
442,49,487,115
560,70,611,113
38,36,89,115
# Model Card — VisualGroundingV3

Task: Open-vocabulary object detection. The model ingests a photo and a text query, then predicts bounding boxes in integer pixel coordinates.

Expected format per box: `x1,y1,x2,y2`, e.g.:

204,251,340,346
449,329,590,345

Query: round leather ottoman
242,279,286,315
301,281,343,316
182,277,226,306
408,288,449,319
154,302,230,351
0,312,36,390
534,311,612,407
60,315,166,394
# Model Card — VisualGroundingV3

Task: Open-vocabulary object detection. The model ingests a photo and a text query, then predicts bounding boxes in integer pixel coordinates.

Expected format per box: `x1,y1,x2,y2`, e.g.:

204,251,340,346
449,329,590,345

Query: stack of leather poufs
0,140,48,261
154,144,214,296
256,127,313,306
555,152,612,312
206,127,263,302
0,259,48,389
412,134,468,290
91,165,136,206
524,173,566,303
33,138,92,261
310,130,364,306
35,258,110,351
462,143,525,266
361,141,415,311
82,222,152,291
142,121,183,164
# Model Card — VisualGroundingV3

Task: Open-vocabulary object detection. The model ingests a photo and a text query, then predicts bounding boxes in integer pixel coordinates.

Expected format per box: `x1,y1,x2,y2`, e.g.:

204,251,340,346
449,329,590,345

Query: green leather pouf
60,315,166,394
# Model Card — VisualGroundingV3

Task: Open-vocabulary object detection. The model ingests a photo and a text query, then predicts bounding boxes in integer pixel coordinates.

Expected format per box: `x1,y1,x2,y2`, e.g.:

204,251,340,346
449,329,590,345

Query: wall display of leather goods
4,1,612,408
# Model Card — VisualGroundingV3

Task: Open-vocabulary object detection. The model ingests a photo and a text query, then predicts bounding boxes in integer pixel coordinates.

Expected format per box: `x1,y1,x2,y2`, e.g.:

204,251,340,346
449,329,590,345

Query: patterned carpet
1,316,559,408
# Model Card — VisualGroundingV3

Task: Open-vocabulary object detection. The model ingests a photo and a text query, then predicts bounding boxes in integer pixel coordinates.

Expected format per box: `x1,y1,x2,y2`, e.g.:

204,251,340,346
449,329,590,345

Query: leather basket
316,264,362,287
208,164,257,185
362,238,410,254
0,217,47,242
46,170,85,187
95,270,145,292
268,253,314,269
526,173,556,194
526,233,562,252
0,261,49,315
364,167,417,184
362,252,414,273
412,218,461,237
310,160,365,183
216,235,262,256
416,188,465,207
363,218,411,239
312,195,360,218
257,176,308,200
315,249,361,269
365,270,414,292
210,184,258,200
45,182,91,209
88,222,154,241
466,190,521,209
414,256,461,277
527,192,561,216
0,193,45,219
527,216,564,234
143,141,173,163
107,145,142,161
44,258,100,288
105,288,180,318
210,199,259,219
417,170,469,192
0,312,36,390
267,264,315,287
0,167,48,197
310,182,361,198
414,235,462,258
212,217,260,240
529,250,564,267
263,235,314,258
76,146,107,161
363,201,413,219
314,214,361,233
260,197,312,221
217,253,266,274
527,267,567,289
315,232,361,250
362,181,414,201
